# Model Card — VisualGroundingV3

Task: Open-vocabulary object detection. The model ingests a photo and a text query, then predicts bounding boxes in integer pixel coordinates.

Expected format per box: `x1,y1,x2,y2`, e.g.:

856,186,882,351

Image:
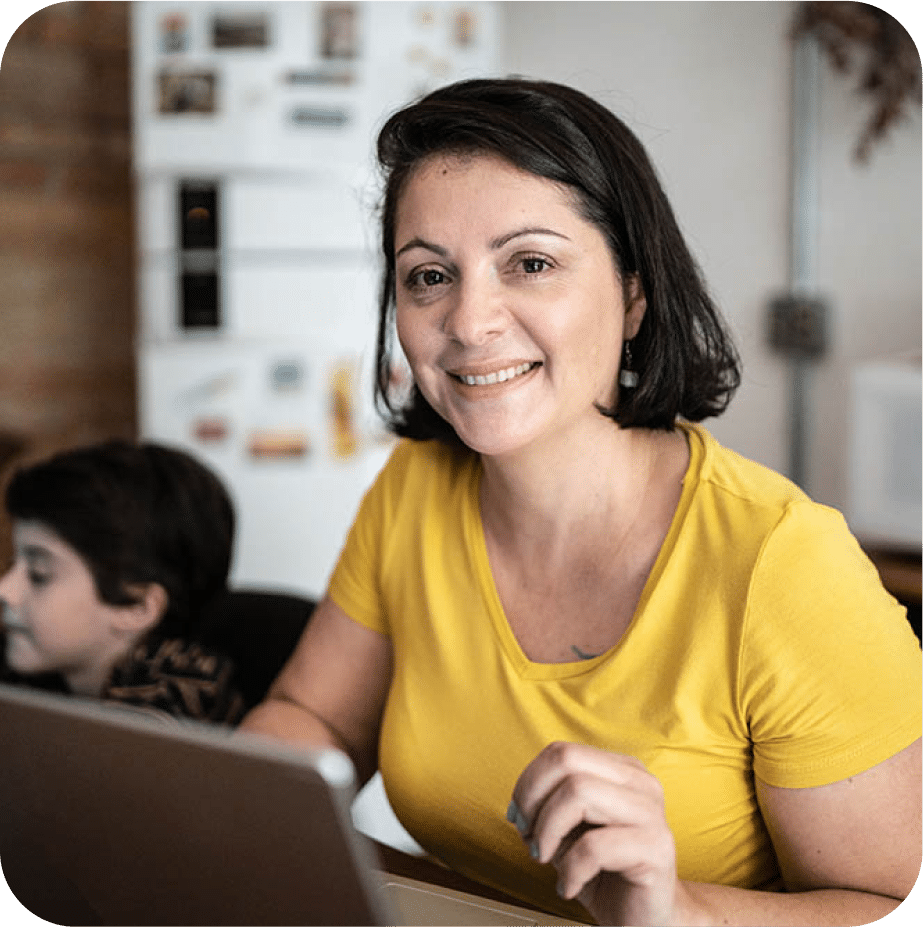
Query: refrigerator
133,1,499,597
131,0,499,850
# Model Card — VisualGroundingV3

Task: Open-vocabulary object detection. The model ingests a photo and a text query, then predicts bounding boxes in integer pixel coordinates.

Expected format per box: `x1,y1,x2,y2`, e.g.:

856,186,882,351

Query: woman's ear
624,274,647,340
111,583,168,636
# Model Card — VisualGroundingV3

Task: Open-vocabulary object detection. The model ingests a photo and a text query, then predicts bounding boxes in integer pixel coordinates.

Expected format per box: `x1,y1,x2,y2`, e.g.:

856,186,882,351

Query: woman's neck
478,421,661,562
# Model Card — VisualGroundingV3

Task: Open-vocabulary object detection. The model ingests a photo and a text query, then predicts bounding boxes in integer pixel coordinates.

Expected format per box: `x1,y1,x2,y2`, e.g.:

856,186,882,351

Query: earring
619,340,639,389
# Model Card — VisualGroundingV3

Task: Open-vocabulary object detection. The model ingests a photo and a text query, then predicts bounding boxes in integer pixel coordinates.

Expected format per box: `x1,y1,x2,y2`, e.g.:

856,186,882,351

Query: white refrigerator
133,0,499,599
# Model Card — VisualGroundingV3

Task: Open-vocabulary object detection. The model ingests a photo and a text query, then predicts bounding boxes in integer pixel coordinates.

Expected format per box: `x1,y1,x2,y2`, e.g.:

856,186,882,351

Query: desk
864,548,922,605
863,546,922,640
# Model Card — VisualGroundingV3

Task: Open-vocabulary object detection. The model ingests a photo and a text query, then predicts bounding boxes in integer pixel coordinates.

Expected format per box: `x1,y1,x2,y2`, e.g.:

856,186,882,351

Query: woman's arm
239,595,393,786
511,738,921,926
678,736,921,926
693,735,921,924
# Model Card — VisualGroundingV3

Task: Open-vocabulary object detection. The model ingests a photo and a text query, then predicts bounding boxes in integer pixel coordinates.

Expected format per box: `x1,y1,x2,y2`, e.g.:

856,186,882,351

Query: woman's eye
520,256,550,274
27,571,50,587
406,267,447,290
421,269,445,286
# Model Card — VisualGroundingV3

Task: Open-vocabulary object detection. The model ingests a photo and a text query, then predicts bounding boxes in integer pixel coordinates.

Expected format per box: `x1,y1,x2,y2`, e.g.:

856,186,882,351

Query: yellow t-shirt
329,423,922,921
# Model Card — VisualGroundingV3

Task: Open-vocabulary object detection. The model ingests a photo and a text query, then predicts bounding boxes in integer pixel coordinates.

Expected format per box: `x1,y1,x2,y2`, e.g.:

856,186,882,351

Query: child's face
0,521,134,695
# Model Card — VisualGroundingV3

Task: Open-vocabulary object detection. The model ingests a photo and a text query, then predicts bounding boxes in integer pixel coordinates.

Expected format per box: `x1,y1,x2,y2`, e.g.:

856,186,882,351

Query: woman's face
0,521,136,695
393,153,644,458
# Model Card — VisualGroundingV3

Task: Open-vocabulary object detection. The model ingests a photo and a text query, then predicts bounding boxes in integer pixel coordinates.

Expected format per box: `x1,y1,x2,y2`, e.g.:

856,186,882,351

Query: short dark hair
4,441,234,640
374,77,741,444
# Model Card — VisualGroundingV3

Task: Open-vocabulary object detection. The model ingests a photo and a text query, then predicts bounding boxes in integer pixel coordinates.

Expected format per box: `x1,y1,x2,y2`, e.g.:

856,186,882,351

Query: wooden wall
0,1,137,567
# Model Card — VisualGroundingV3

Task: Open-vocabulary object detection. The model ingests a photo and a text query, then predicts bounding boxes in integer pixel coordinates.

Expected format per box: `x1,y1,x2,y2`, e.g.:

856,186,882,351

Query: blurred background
0,0,920,846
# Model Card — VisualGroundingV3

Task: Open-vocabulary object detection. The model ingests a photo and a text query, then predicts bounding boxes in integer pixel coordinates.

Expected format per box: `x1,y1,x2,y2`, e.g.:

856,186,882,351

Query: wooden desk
864,548,922,605
863,546,922,640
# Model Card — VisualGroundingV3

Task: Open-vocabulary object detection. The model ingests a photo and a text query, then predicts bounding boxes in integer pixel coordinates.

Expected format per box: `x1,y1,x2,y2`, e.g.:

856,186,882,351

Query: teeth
460,362,536,386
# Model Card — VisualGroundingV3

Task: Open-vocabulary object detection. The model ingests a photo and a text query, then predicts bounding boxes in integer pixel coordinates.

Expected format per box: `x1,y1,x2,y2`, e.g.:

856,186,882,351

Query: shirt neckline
464,423,706,681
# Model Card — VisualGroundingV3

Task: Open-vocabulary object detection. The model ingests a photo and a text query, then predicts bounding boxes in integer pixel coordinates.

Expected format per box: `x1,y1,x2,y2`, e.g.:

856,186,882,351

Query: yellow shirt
329,423,922,921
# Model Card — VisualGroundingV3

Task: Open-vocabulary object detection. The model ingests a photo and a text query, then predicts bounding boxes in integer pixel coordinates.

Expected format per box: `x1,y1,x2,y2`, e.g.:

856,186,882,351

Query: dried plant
793,1,922,162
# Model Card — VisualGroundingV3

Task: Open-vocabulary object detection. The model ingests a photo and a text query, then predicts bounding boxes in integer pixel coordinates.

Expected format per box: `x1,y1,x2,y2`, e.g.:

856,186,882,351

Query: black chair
195,588,317,711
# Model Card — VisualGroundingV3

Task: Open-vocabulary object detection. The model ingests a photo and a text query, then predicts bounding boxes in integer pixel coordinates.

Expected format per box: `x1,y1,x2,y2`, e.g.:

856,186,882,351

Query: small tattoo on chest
571,645,600,660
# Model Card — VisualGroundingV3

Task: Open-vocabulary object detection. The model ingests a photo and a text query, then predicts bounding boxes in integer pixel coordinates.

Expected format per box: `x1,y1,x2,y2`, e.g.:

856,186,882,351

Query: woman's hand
509,741,690,927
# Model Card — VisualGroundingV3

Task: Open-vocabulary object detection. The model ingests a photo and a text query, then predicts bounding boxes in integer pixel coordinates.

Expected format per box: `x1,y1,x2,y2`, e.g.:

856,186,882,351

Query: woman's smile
448,361,542,389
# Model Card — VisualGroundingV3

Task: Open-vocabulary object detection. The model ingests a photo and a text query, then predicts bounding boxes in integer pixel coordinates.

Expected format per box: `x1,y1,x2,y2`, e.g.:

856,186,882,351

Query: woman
0,440,245,723
241,79,921,925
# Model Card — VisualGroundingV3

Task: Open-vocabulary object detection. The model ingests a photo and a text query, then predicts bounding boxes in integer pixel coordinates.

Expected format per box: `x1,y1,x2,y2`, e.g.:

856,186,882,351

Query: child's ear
112,583,168,635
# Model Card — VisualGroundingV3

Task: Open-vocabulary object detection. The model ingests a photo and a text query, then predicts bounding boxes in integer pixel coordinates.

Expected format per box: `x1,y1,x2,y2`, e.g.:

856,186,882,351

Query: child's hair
4,441,235,641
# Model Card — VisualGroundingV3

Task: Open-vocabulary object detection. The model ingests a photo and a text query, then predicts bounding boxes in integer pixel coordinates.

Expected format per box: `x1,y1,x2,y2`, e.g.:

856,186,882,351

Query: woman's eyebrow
489,227,571,249
396,227,571,259
395,237,448,259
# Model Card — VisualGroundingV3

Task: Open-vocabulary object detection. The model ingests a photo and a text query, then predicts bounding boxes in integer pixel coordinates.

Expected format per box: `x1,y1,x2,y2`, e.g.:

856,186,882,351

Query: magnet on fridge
212,12,269,49
328,362,359,459
158,70,217,115
270,360,305,393
320,3,360,60
175,372,238,408
454,10,478,48
192,416,230,444
288,106,351,129
284,68,355,87
248,429,311,460
159,13,188,54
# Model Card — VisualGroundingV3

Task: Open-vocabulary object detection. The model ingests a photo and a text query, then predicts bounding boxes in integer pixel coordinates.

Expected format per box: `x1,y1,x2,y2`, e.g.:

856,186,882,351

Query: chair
195,588,317,711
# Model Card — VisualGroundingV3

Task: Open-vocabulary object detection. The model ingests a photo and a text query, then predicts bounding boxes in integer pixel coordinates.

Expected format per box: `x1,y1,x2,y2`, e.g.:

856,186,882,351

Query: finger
557,825,632,901
529,770,662,866
511,741,647,835
530,772,614,863
555,822,674,903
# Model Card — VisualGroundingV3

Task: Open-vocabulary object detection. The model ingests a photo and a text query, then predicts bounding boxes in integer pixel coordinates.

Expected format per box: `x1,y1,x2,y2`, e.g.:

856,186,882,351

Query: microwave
847,356,922,552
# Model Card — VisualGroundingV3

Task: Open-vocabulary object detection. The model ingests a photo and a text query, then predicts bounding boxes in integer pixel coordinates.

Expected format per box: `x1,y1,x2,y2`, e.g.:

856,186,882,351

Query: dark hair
4,441,234,641
374,77,741,443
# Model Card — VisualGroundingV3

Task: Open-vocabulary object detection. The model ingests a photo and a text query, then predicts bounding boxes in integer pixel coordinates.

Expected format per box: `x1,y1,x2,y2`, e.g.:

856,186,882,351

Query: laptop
0,682,579,926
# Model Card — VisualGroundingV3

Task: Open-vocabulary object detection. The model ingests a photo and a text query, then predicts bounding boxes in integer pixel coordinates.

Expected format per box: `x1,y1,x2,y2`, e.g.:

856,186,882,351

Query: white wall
812,32,922,508
502,0,921,511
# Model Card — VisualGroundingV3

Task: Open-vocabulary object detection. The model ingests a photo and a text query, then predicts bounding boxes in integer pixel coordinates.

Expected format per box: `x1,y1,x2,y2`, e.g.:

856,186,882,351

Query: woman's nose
441,275,507,346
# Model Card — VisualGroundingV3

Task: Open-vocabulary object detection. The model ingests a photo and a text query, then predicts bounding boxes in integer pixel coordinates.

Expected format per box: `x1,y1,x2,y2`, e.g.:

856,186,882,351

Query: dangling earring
619,340,638,389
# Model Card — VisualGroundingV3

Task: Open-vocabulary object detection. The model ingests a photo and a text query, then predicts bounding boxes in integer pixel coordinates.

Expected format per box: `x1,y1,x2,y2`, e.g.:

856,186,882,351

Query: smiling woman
375,83,741,445
240,78,921,927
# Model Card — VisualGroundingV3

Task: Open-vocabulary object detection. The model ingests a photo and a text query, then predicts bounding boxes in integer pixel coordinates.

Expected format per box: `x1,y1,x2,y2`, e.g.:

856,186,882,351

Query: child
0,440,245,724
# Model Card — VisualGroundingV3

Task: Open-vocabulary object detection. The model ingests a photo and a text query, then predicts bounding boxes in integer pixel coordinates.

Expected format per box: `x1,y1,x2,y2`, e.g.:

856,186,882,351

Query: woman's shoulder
676,422,865,570
683,422,813,516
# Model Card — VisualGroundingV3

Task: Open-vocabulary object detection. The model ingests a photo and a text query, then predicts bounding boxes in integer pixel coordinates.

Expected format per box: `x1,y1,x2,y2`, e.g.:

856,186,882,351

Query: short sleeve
741,501,921,788
326,448,400,637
